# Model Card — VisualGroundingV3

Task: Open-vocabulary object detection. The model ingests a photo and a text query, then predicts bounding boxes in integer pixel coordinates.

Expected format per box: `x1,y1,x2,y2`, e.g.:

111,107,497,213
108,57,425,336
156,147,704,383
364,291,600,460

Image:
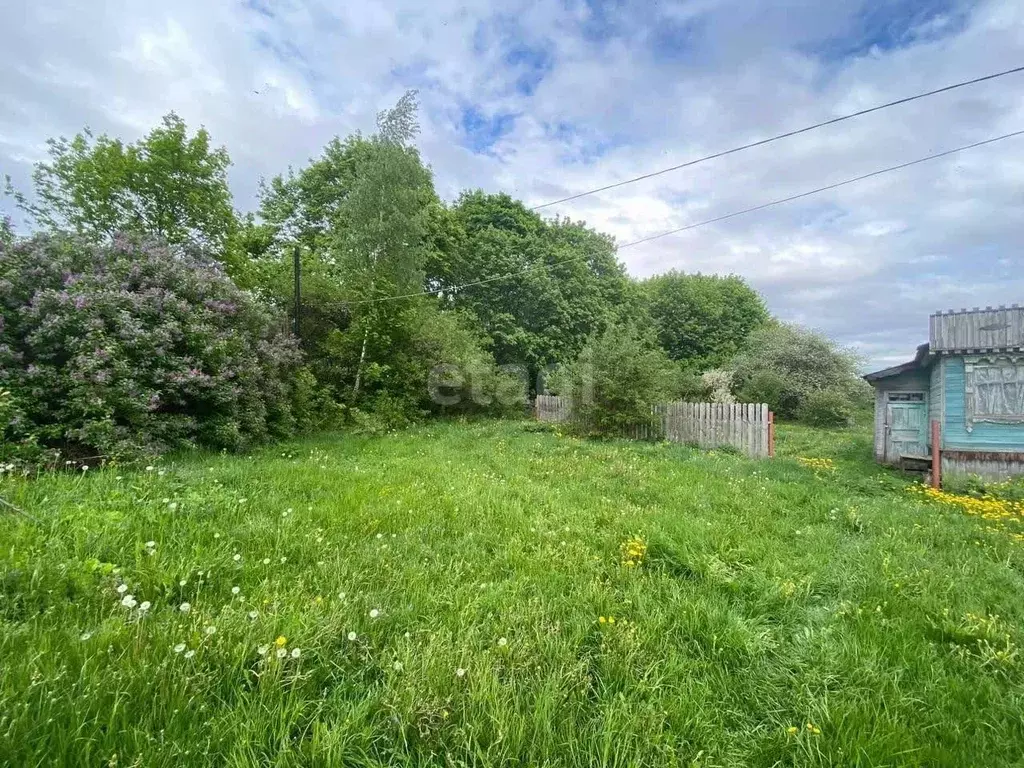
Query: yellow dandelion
806,723,821,735
786,726,798,736
598,616,607,624
275,635,287,647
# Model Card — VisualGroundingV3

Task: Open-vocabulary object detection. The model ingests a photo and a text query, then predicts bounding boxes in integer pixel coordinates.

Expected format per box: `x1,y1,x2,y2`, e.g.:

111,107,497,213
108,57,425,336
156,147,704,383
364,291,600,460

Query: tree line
1,93,866,463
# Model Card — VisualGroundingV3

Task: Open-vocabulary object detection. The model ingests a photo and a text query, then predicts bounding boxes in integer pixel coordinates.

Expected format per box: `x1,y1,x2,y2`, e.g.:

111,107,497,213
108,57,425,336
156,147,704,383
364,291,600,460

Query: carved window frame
963,354,1024,432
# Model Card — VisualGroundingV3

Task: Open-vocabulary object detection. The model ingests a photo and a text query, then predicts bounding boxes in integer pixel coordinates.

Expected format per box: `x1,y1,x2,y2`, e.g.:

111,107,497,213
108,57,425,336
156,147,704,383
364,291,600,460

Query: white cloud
1,0,1022,368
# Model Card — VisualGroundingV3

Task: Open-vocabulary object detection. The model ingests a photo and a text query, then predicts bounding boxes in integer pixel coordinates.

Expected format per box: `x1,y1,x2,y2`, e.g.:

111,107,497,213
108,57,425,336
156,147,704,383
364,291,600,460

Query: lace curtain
965,357,1024,429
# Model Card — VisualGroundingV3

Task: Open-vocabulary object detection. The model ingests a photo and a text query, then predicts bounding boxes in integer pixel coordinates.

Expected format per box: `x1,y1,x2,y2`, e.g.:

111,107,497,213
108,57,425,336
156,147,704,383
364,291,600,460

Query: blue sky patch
460,106,517,152
810,0,971,61
505,44,554,96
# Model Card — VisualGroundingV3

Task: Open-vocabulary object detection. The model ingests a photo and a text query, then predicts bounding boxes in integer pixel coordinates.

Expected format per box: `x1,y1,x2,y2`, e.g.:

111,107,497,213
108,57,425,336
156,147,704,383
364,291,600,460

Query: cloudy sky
2,0,1023,369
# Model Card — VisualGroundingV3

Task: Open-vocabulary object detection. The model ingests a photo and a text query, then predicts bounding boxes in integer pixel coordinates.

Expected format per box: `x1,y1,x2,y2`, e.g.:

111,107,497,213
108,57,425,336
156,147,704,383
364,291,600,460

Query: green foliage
644,271,768,369
2,420,1024,766
0,233,311,462
427,192,638,380
799,387,855,427
733,323,864,420
556,321,677,438
8,113,235,251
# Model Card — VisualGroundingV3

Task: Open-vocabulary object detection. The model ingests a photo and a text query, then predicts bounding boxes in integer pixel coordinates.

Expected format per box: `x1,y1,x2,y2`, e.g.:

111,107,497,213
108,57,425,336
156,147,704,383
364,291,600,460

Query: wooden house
864,306,1024,479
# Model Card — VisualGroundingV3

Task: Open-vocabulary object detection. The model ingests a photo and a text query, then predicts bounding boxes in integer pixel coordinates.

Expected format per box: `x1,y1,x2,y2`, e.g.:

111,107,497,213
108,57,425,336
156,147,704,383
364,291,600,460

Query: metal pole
292,245,301,340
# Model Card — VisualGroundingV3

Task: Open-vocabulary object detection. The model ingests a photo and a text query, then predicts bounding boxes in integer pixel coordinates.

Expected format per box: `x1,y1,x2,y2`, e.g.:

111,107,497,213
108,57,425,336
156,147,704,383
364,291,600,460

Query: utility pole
292,245,301,340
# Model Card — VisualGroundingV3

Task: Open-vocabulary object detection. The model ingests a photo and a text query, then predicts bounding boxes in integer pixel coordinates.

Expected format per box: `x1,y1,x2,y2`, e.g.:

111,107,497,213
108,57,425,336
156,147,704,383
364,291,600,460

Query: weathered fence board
534,396,772,458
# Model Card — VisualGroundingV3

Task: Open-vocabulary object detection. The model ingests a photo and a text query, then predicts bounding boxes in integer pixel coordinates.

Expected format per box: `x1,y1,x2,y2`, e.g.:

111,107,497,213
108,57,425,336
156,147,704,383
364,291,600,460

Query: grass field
2,419,1024,766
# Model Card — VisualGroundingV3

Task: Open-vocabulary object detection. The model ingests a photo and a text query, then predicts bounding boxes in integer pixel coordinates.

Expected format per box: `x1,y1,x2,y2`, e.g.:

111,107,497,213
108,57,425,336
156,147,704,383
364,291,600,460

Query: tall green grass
2,420,1023,766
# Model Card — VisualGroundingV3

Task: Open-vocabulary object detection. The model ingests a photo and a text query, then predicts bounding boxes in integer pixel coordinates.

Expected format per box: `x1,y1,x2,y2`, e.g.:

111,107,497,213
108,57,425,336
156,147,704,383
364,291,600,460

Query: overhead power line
347,129,1023,305
615,130,1024,250
530,65,1024,211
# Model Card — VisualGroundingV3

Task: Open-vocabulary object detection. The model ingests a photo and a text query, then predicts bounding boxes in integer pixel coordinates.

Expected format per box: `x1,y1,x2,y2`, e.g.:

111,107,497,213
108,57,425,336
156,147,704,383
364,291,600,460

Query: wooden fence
534,395,773,458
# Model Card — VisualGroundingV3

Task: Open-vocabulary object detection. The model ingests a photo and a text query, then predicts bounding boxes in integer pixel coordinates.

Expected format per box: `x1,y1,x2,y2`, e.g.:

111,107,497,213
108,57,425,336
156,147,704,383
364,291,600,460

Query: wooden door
885,393,927,460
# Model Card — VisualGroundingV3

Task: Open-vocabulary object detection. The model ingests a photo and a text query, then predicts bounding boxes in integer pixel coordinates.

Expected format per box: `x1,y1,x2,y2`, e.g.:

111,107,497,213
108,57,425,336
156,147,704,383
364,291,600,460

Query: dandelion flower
80,631,93,641
456,668,466,678
376,533,383,539
262,558,271,565
497,637,508,647
369,608,380,619
173,643,186,654
257,645,270,655
290,647,301,659
121,595,137,609
205,625,217,635
276,648,287,659
117,584,129,594
806,723,821,735
179,602,191,613
184,650,195,659
598,616,607,624
275,636,287,647
338,592,346,600
145,466,154,471
139,601,151,612
179,579,187,587
608,617,616,624
232,554,241,562
213,533,220,539
347,631,357,641
248,610,259,620
231,586,241,595
280,557,287,564
146,540,156,549
786,726,798,736
404,632,411,640
168,502,178,511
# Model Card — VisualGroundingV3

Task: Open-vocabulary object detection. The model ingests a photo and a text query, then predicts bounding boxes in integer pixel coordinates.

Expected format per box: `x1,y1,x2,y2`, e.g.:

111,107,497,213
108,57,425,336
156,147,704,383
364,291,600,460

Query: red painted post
768,411,775,458
931,419,941,489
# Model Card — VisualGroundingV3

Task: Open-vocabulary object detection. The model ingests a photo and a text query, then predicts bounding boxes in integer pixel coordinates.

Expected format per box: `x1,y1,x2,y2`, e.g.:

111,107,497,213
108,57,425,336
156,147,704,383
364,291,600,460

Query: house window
888,392,924,402
965,356,1024,429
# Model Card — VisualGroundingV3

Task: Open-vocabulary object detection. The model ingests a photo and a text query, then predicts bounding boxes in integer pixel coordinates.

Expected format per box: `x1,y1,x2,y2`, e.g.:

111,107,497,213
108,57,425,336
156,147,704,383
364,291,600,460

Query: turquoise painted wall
942,357,1024,450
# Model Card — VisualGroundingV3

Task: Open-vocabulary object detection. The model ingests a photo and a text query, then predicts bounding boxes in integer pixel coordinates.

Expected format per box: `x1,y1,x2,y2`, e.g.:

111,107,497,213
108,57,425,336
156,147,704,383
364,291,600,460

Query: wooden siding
871,368,931,462
930,306,1024,353
929,357,944,430
942,357,1024,450
941,451,1024,480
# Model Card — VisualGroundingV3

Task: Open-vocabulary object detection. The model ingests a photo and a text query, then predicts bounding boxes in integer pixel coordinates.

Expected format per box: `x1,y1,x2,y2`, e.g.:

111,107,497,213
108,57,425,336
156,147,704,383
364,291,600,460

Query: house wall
941,356,1024,479
872,368,931,462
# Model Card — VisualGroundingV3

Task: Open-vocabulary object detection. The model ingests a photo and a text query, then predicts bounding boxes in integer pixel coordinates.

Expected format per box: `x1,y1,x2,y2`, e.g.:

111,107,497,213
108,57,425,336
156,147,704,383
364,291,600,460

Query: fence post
931,419,941,489
768,411,775,458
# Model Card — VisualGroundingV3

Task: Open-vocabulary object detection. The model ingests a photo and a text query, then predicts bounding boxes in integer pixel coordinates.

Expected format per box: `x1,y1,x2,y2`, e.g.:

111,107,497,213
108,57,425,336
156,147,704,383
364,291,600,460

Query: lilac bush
0,233,307,461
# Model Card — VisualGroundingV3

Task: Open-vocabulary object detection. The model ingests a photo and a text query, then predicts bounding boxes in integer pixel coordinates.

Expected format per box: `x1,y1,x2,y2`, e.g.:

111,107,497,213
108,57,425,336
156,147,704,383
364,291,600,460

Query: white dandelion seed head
145,466,154,471
290,647,301,659
248,610,258,620
139,601,151,612
205,625,216,635
276,648,287,658
232,554,241,562
231,586,240,595
81,465,89,471
157,470,165,476
369,609,380,619
498,637,508,647
179,579,187,587
347,631,357,641
184,650,195,659
146,541,156,549
173,643,186,654
257,645,269,655
338,592,346,600
456,668,466,678
238,498,247,504
404,632,411,640
280,557,287,564
116,584,128,594
376,533,383,539
121,595,137,608
393,661,403,672
168,502,177,511
179,602,191,613
213,533,220,539
80,632,92,641
262,558,271,565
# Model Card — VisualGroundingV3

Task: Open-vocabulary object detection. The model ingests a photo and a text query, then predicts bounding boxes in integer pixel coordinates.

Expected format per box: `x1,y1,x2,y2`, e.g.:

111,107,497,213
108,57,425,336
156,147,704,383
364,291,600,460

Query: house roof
863,343,931,383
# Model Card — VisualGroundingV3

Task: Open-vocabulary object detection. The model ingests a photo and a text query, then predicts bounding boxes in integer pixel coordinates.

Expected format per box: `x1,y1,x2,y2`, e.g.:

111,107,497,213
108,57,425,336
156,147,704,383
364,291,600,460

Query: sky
2,0,1022,370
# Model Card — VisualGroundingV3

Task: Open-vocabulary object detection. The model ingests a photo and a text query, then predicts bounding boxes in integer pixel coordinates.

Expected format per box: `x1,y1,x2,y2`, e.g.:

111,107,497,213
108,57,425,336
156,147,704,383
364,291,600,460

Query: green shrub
0,233,312,462
554,321,676,438
798,387,854,427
